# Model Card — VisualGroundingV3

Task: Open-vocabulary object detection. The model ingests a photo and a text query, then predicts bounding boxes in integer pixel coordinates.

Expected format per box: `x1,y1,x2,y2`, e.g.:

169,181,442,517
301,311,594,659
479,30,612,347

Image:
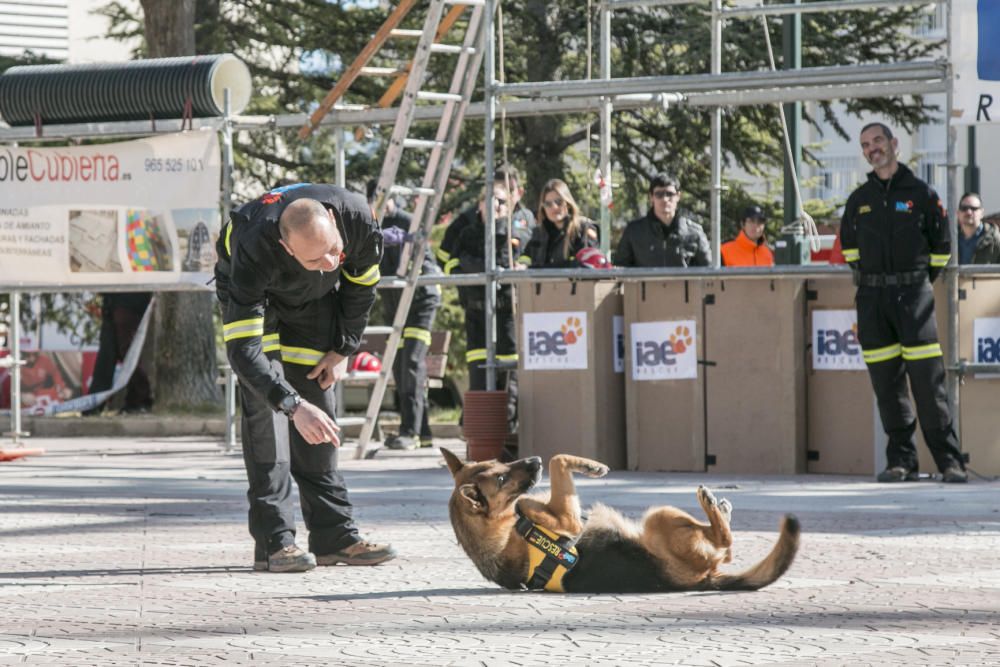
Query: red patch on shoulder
261,193,282,205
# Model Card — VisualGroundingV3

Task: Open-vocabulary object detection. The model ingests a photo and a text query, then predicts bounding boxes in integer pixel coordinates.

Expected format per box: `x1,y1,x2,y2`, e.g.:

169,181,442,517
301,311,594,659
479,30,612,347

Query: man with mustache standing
840,123,967,483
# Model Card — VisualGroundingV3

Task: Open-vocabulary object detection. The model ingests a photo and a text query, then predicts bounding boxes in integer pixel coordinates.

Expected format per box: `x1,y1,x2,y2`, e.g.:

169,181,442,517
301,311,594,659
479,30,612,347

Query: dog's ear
440,447,465,476
457,483,486,513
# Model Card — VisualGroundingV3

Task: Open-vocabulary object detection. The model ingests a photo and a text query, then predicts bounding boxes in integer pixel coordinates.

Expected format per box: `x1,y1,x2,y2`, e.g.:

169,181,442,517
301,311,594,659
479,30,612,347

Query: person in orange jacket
721,205,775,267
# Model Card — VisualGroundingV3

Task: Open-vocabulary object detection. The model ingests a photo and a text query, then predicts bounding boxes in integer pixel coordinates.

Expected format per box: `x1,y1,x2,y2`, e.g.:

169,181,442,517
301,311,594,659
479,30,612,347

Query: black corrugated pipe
0,54,252,126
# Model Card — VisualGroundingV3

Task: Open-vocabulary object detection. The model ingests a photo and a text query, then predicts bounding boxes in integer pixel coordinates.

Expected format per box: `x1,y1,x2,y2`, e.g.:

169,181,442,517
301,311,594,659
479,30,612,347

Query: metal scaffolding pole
600,0,613,255
710,0,722,267
720,0,935,18
484,0,498,392
945,0,961,447
221,90,238,454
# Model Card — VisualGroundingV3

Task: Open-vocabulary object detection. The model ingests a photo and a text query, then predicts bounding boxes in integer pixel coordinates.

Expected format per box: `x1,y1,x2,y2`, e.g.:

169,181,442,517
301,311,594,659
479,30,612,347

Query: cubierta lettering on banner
0,147,121,183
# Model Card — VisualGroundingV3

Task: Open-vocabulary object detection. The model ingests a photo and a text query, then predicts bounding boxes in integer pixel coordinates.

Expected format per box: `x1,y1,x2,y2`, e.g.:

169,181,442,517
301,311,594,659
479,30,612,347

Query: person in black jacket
455,179,531,428
956,192,1000,265
519,178,599,268
840,122,967,484
84,292,153,415
215,183,397,572
615,173,710,267
367,181,441,451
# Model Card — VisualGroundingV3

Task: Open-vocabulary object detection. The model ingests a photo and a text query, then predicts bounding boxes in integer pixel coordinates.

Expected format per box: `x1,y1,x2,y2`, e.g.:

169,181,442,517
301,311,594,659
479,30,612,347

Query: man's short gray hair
279,198,329,240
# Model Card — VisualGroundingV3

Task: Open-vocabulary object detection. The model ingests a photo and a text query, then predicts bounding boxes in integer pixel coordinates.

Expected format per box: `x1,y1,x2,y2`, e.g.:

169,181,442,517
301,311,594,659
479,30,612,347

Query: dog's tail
703,514,800,591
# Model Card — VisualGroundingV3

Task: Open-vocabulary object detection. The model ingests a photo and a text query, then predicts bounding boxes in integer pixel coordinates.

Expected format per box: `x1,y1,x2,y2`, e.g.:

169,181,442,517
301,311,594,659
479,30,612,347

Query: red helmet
575,247,612,269
351,351,382,373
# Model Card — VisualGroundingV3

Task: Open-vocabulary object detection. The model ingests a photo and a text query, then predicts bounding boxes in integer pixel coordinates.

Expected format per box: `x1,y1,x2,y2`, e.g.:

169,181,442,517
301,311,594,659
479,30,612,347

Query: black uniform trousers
242,293,359,562
464,305,518,427
382,287,440,439
855,282,964,473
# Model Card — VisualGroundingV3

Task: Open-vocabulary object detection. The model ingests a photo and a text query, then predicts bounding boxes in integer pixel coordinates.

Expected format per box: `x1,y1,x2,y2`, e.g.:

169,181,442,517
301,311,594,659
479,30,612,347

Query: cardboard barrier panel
517,281,626,469
957,275,1000,476
623,281,705,472
702,278,806,474
805,276,878,474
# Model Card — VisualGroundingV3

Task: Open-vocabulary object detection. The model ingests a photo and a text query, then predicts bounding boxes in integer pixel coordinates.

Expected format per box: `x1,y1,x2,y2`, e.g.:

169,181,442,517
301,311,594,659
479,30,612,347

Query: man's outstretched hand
291,401,341,446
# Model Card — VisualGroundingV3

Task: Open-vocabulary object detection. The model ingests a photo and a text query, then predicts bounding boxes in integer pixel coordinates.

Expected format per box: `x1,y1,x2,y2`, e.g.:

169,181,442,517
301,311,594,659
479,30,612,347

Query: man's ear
278,238,294,257
458,484,486,513
440,448,465,476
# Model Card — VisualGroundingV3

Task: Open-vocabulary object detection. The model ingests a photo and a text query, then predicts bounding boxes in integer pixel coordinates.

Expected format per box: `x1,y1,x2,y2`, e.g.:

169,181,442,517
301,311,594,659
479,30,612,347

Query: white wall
68,0,136,63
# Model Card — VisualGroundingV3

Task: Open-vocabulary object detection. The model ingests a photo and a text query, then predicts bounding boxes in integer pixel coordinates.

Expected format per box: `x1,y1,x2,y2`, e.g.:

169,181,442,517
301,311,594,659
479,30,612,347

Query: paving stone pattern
1,437,999,666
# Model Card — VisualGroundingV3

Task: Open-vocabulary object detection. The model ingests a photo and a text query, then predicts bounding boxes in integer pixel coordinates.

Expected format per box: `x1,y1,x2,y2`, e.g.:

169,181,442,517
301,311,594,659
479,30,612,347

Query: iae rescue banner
0,131,221,287
629,320,697,381
522,311,589,370
811,309,864,371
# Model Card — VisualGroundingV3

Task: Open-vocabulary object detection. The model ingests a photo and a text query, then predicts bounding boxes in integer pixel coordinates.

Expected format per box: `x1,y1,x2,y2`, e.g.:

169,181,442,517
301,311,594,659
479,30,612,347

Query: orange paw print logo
669,325,693,354
561,316,584,345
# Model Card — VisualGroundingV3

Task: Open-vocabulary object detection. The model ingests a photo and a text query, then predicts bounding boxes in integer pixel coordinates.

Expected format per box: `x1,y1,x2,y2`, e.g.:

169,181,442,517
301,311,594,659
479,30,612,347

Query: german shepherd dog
441,449,800,593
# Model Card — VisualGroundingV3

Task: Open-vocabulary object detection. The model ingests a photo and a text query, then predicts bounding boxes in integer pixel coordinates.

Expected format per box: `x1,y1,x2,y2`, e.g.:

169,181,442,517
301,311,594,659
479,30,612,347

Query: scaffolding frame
2,0,988,449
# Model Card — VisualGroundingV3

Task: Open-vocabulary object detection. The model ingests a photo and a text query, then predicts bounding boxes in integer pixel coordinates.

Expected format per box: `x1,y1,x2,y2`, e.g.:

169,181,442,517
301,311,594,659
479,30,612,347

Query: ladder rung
389,29,424,38
416,91,463,102
360,66,405,77
402,138,447,150
389,184,436,197
429,43,475,55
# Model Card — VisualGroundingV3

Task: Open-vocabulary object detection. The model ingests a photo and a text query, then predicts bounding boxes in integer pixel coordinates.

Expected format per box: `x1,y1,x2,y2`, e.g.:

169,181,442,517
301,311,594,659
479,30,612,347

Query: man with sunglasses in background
956,192,1000,265
215,183,397,572
614,173,710,267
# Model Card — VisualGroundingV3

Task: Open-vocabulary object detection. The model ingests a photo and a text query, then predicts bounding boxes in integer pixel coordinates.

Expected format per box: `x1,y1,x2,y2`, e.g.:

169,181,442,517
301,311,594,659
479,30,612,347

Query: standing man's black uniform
85,292,153,414
615,172,710,268
368,183,442,450
215,183,398,572
840,123,967,483
455,183,530,429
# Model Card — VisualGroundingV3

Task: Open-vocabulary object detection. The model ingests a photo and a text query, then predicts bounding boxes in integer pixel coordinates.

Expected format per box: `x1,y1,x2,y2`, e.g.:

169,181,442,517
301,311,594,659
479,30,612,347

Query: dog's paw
718,498,733,522
697,485,718,507
581,462,610,478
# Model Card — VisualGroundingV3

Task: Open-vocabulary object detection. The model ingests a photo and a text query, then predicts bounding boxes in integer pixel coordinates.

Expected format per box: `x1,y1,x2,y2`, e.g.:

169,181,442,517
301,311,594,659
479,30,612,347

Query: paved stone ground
1,437,998,666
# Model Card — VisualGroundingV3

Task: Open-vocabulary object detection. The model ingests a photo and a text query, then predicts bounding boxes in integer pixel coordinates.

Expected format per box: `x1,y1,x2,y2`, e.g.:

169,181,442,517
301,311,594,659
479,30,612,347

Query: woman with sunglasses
518,179,599,268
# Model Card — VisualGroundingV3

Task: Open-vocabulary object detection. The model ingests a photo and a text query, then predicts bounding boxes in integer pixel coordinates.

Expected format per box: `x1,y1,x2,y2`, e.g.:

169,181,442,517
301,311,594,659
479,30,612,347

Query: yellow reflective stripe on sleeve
497,353,519,362
279,345,325,365
224,222,233,256
842,248,860,262
466,348,487,363
342,264,380,286
444,257,460,275
403,327,432,346
262,333,280,354
862,343,902,364
902,343,943,361
435,246,450,263
929,254,950,267
223,317,264,342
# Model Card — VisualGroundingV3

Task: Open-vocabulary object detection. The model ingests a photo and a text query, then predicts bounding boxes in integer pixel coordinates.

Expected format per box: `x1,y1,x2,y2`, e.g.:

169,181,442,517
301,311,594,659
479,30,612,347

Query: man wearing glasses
614,173,710,267
215,183,397,571
840,122,966,484
956,192,1000,265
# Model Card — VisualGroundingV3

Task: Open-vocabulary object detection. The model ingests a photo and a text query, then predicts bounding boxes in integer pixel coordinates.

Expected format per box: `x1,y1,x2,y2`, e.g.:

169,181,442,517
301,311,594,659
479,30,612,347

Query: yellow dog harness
514,506,579,592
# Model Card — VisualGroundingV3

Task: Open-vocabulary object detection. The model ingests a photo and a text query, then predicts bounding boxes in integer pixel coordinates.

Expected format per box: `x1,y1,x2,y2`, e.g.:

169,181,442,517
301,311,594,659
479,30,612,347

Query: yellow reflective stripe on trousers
466,348,487,363
902,343,943,361
342,264,380,286
929,253,950,267
262,333,280,354
280,345,325,365
444,257,460,275
862,343,902,364
497,353,519,362
223,317,264,341
403,327,432,346
842,248,860,262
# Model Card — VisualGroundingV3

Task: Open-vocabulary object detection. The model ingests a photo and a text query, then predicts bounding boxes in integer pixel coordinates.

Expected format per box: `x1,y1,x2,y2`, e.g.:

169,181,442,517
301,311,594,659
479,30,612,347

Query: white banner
952,0,1000,125
522,311,589,370
973,316,1000,378
0,131,221,286
630,320,697,381
612,315,624,374
812,310,865,371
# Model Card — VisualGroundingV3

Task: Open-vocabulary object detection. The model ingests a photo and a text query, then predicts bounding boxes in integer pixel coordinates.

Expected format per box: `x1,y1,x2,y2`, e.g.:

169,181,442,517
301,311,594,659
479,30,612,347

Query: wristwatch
277,393,302,418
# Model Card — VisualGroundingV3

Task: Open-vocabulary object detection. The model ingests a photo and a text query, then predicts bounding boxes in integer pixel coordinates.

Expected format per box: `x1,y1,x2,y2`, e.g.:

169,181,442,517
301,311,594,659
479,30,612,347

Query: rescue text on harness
514,506,579,592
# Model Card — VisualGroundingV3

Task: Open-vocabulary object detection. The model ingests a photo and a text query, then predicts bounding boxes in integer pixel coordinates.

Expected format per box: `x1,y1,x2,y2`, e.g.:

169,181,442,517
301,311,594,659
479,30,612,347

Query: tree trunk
140,0,221,410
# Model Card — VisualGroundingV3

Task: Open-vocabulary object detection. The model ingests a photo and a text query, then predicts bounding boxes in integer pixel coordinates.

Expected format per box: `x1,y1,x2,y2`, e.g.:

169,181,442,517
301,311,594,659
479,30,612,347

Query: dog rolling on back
441,449,800,593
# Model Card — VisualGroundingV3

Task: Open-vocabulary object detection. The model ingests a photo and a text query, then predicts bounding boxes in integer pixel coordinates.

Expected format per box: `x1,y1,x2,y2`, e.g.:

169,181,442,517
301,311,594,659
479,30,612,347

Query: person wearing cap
956,192,1000,265
614,173,710,268
840,122,966,484
721,205,775,267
